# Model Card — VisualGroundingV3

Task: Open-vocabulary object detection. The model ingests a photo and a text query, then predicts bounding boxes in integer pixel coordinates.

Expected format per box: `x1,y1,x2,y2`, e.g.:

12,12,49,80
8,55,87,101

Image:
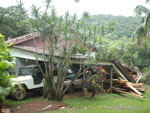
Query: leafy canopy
0,34,12,62
0,0,30,39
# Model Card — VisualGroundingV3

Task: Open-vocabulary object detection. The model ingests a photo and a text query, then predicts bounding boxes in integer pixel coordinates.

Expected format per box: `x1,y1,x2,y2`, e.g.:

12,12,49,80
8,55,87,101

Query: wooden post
110,66,113,93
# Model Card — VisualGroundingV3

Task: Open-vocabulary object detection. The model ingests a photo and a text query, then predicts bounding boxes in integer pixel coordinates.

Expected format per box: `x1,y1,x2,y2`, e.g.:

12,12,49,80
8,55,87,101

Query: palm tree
82,11,90,19
134,0,150,45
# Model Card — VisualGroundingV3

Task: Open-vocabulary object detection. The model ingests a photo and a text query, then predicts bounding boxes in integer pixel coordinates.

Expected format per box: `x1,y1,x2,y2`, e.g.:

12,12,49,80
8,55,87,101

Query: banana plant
0,61,15,103
0,33,12,62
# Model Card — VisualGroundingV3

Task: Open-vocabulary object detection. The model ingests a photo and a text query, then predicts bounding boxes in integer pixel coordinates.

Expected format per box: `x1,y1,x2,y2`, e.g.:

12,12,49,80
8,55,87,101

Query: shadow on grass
116,93,145,102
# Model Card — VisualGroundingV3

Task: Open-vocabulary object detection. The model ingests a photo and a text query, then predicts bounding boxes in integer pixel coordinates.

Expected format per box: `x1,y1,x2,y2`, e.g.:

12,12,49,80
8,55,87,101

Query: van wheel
12,88,26,101
67,85,74,93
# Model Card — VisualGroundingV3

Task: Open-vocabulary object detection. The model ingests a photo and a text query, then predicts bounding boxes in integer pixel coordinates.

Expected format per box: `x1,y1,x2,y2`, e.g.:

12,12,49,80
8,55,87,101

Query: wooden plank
136,88,146,92
113,79,144,88
112,79,144,94
113,88,144,98
128,83,144,88
113,79,127,84
126,82,142,96
112,64,128,81
129,91,145,98
136,73,142,83
112,62,135,82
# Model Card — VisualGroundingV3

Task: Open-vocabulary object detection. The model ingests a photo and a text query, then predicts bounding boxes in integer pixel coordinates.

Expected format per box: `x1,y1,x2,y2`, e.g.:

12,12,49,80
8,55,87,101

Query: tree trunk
44,88,64,101
43,80,64,101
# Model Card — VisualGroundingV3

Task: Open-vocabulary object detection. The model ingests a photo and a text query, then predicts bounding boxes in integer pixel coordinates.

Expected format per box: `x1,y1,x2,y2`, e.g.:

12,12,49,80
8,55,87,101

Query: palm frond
0,62,10,72
133,24,147,45
45,0,51,11
82,11,90,19
31,5,41,18
145,12,150,31
134,5,150,15
0,86,11,96
145,0,150,3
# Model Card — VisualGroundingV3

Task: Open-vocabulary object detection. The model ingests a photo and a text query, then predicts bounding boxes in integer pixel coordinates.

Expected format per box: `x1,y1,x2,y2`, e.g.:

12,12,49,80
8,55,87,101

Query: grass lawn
48,93,150,113
4,85,150,113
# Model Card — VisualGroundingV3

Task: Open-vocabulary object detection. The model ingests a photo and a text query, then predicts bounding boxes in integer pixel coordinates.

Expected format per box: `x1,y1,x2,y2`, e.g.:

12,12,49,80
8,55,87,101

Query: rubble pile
101,61,145,98
112,79,145,98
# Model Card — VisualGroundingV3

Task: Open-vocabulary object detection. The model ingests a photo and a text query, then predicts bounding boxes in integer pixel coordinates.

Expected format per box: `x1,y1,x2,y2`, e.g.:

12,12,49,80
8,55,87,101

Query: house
6,33,143,97
6,33,94,75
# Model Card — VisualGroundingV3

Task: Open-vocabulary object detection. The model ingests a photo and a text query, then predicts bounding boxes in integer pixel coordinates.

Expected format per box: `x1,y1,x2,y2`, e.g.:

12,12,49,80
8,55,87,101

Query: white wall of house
9,47,44,75
10,47,44,61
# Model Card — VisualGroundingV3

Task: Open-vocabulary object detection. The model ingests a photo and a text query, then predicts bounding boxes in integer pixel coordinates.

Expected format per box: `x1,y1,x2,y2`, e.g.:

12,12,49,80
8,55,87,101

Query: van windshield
19,67,33,76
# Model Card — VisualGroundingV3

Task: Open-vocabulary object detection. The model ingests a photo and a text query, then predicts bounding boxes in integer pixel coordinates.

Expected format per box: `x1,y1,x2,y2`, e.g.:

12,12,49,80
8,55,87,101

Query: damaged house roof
6,33,94,60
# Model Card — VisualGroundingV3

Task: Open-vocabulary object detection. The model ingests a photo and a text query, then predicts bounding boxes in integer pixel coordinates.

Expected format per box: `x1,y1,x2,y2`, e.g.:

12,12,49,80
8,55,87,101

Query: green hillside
88,14,142,39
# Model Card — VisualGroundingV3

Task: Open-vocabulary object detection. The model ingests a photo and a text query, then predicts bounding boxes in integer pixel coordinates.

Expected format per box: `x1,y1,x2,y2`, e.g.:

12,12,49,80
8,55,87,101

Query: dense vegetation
0,4,142,41
0,34,12,61
0,1,30,40
88,14,142,39
0,34,14,103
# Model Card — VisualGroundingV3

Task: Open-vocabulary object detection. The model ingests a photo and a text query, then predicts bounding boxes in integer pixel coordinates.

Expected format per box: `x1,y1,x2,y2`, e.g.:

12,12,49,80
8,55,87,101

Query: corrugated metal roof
6,33,40,45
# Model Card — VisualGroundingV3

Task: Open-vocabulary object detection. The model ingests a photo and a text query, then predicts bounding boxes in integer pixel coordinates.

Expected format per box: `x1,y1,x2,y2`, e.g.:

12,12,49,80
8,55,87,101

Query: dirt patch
4,91,92,113
64,91,92,98
9,100,66,113
65,91,83,98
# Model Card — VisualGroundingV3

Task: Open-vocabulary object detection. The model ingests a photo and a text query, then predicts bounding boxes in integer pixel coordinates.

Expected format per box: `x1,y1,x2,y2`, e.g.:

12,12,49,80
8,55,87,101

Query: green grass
4,85,150,113
44,92,150,113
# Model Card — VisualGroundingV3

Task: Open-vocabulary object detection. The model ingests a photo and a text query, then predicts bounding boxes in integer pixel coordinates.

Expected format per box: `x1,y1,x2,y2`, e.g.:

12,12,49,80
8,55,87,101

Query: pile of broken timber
112,79,145,98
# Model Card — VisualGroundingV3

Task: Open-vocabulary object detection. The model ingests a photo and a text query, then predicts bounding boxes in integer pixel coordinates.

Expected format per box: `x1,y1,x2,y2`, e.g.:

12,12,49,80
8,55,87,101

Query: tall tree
30,0,100,101
0,0,30,39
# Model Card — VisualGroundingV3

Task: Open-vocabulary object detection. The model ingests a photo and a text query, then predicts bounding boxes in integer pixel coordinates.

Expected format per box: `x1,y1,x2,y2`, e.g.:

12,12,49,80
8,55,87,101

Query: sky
0,0,148,17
